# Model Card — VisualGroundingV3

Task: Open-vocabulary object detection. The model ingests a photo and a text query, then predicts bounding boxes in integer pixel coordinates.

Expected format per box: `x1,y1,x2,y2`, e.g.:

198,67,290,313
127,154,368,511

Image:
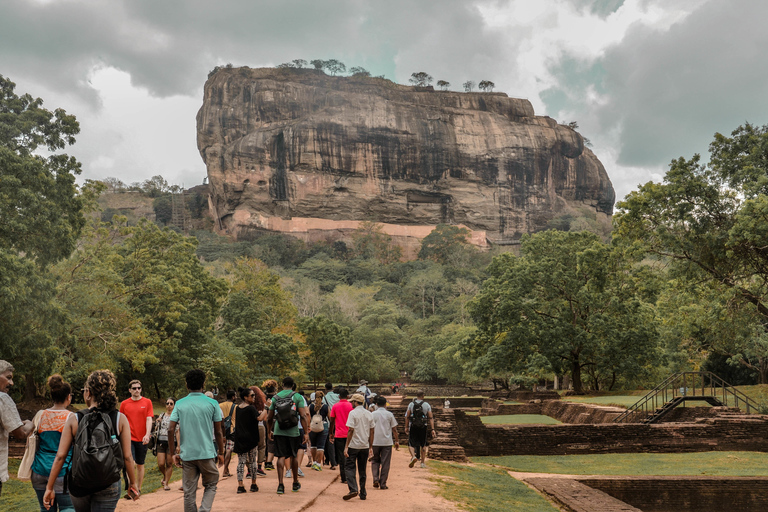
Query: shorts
408,425,429,448
131,440,148,465
273,435,301,459
226,439,235,452
156,440,172,455
308,429,328,450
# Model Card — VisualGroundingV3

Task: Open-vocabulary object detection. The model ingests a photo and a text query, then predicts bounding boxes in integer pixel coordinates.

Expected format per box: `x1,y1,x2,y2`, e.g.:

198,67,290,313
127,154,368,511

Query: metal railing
613,371,759,423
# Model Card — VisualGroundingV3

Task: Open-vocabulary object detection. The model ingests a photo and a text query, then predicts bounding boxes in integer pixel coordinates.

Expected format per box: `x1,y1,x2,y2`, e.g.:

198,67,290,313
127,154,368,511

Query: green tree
418,224,474,264
324,59,346,76
409,72,433,87
436,80,450,91
613,123,768,382
478,80,495,92
349,66,370,77
468,230,659,393
153,195,173,224
350,221,402,263
299,315,352,386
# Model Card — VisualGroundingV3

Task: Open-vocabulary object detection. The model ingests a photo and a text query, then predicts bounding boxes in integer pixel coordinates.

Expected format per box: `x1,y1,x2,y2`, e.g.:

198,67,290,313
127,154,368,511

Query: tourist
266,376,309,494
31,375,74,512
355,380,373,407
248,385,268,477
0,360,33,499
308,390,329,471
261,379,278,471
405,391,436,468
44,370,138,511
155,397,178,491
371,395,399,490
329,388,353,483
286,388,307,479
321,383,339,469
342,393,375,501
233,387,261,494
119,379,153,495
219,390,237,478
168,369,224,512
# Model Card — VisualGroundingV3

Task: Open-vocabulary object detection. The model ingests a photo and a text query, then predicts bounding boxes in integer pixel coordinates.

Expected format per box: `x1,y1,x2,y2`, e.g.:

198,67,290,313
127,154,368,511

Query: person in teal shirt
266,376,309,495
169,369,224,512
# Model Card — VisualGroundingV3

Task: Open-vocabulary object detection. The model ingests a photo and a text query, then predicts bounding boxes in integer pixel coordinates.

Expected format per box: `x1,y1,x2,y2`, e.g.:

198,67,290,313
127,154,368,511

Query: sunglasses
166,402,174,405
131,387,141,390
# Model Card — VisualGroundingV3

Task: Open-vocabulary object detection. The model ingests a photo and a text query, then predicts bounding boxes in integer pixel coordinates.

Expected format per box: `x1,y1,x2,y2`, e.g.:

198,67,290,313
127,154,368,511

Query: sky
2,0,767,205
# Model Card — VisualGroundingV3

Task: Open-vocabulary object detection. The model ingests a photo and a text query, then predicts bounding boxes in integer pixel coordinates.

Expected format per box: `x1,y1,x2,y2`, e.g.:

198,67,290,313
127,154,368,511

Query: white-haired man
0,360,33,497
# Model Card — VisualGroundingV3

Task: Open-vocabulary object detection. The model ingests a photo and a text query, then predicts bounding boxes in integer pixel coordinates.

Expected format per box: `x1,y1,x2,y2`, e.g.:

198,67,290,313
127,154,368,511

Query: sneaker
420,462,427,468
373,481,379,488
298,468,305,478
250,484,259,492
285,469,292,478
277,483,285,495
409,457,417,468
237,486,246,494
312,462,322,471
292,482,301,492
343,491,358,501
265,463,275,470
256,468,267,477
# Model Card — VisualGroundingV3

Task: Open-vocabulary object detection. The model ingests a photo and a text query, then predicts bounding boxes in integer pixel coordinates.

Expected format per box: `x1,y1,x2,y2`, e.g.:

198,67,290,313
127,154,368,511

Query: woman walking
234,387,262,493
31,375,74,512
43,370,138,512
155,397,178,491
307,391,329,471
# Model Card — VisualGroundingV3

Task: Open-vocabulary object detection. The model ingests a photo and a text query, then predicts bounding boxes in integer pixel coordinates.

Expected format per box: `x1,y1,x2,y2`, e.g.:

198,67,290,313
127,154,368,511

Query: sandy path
117,447,458,512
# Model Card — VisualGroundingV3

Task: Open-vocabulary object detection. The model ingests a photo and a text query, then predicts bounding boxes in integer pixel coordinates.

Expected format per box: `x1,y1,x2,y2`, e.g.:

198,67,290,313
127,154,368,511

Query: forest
3,74,768,401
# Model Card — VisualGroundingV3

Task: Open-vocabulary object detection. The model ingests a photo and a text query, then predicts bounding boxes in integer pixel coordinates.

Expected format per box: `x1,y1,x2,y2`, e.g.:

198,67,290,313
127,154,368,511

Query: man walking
169,369,225,512
328,388,353,483
321,383,339,468
219,390,237,478
405,391,436,468
371,395,398,489
342,393,375,501
266,376,309,495
0,360,33,497
120,379,154,494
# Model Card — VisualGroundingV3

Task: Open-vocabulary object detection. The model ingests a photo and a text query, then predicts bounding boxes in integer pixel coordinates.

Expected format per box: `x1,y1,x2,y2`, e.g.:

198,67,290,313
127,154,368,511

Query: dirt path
117,447,458,512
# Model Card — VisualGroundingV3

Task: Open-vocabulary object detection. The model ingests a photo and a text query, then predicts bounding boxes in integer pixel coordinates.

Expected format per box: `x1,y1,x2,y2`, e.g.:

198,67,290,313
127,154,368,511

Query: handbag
17,410,43,480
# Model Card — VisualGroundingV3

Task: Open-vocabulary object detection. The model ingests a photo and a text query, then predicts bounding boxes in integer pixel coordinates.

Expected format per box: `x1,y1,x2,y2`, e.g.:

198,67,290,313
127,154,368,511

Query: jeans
35,488,75,512
182,458,219,512
371,445,393,487
334,438,347,482
345,447,369,497
70,480,121,512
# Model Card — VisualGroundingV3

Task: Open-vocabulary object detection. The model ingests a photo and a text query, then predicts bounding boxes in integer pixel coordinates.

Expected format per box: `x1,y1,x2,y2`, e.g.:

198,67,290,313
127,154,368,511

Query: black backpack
274,392,299,430
411,399,427,428
67,409,123,497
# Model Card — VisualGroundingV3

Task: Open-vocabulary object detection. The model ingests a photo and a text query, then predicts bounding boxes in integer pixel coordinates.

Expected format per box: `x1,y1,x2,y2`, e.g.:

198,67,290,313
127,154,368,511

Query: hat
350,393,366,404
359,380,368,385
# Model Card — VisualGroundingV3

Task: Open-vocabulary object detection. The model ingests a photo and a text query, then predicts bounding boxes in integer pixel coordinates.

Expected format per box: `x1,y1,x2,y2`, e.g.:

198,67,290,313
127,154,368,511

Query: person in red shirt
119,379,154,495
328,388,353,484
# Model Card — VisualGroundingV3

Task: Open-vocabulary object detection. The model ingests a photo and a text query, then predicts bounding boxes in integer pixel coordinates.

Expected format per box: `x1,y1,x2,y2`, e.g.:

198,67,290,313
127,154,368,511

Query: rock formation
197,67,614,255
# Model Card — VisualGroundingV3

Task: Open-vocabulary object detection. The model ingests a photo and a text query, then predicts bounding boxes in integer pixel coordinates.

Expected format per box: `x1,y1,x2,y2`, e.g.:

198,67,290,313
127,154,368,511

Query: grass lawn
430,460,559,512
480,414,561,425
562,395,641,408
1,453,181,512
475,451,768,477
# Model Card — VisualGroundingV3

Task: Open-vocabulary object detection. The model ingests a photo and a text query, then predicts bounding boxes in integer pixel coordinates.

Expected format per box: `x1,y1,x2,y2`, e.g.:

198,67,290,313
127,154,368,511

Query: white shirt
371,407,398,447
0,392,23,483
345,405,375,450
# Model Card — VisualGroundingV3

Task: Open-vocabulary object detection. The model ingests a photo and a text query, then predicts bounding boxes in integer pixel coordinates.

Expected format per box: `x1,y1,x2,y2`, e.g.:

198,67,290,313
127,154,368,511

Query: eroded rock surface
197,67,614,251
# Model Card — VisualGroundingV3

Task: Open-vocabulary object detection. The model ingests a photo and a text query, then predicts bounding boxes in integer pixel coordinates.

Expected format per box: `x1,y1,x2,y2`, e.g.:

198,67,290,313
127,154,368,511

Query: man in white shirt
0,360,33,497
370,396,398,490
342,393,375,501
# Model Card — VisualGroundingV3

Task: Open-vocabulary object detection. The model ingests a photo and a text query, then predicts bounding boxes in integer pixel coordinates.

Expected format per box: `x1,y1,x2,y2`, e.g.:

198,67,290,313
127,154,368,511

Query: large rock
197,67,614,253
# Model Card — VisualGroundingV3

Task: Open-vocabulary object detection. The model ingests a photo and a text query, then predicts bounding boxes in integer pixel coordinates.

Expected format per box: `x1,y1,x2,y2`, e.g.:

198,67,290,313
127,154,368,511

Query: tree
462,80,475,92
436,80,450,91
349,66,371,77
467,230,659,393
101,177,126,193
350,221,402,264
153,195,173,225
418,224,473,264
478,80,495,92
310,59,325,70
409,72,433,87
277,59,307,69
324,59,346,76
299,315,352,386
614,123,768,382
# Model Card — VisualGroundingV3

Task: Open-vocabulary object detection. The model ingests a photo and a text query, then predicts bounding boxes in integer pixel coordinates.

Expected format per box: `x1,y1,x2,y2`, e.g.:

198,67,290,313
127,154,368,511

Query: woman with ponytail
30,375,74,512
43,370,138,511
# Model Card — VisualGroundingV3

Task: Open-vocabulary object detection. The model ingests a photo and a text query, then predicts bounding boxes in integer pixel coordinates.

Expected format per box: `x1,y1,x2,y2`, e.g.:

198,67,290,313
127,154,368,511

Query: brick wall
580,477,768,512
482,399,625,423
455,410,768,456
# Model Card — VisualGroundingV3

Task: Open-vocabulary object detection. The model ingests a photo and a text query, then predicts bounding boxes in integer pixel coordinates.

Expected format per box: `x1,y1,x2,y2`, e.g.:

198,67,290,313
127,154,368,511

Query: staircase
386,399,468,462
614,371,759,424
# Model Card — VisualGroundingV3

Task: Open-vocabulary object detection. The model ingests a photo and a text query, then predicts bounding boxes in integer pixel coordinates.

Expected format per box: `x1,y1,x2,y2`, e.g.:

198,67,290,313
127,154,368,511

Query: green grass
475,451,768,476
480,414,562,425
430,460,559,512
1,453,181,512
502,400,522,405
562,395,641,408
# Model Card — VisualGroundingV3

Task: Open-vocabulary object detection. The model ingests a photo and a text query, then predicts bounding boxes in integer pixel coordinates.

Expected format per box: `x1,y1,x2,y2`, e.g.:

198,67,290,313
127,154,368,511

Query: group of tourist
0,359,437,512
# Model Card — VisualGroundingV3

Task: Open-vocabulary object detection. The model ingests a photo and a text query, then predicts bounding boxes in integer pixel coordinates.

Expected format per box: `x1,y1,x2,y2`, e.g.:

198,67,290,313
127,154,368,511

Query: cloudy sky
3,0,767,204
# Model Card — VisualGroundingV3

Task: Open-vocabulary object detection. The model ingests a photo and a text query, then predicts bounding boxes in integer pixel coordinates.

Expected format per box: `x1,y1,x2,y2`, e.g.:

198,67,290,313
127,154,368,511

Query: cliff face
197,67,614,251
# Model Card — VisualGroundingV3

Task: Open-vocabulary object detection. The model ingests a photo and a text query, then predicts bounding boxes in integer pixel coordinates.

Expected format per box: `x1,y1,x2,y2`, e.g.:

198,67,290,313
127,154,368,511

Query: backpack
67,409,123,497
411,399,427,428
274,392,299,430
223,403,236,440
309,404,325,433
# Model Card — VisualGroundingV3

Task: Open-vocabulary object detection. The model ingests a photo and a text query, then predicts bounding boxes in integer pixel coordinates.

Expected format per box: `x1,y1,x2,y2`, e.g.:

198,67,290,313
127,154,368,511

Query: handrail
613,371,759,423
